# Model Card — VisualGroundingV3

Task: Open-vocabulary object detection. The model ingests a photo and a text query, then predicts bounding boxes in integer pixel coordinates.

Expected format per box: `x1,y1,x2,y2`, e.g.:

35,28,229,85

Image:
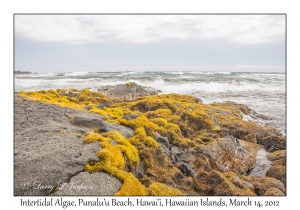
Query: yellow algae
89,107,110,119
84,131,139,167
83,88,91,95
146,93,197,104
70,132,82,138
77,92,92,102
102,132,140,165
86,156,147,195
91,91,109,98
56,88,66,93
115,173,148,196
84,131,147,195
89,107,109,120
18,90,85,110
119,116,156,135
130,127,159,149
145,108,172,119
84,132,102,144
92,127,99,133
19,90,26,95
38,90,47,94
68,97,78,103
181,109,215,129
148,182,184,196
99,145,126,170
167,115,181,124
145,99,178,112
125,82,135,86
47,89,60,97
17,89,284,195
105,107,124,119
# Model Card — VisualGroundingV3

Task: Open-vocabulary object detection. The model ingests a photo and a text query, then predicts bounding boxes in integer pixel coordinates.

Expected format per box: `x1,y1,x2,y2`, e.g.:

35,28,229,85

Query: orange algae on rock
194,170,255,196
266,150,286,185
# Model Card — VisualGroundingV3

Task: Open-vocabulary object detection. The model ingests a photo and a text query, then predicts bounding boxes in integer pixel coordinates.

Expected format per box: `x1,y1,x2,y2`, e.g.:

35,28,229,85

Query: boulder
52,172,122,196
196,98,203,104
98,83,160,100
98,83,137,100
71,115,107,130
194,170,255,196
179,152,194,163
110,140,118,145
106,122,135,138
135,160,145,179
176,162,195,177
123,114,140,120
164,178,177,188
156,145,171,157
97,100,113,109
266,150,286,185
194,137,260,174
14,99,104,196
260,136,286,149
155,132,170,148
243,175,285,195
243,133,257,144
84,105,92,110
170,146,181,163
170,146,180,155
263,188,285,196
71,115,134,138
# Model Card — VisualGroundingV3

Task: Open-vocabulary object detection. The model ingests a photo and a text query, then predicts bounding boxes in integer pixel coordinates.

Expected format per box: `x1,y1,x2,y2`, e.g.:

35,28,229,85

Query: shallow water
248,148,272,176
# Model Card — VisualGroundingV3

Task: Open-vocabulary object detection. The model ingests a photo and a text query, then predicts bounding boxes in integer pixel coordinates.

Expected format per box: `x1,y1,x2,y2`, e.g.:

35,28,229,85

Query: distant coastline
14,70,32,75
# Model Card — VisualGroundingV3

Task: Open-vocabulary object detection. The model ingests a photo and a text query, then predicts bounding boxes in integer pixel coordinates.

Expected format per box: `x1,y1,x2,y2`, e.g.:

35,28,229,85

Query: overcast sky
15,15,285,73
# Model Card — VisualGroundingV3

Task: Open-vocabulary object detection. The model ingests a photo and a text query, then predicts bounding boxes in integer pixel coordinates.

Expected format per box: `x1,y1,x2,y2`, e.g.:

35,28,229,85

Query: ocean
15,71,286,135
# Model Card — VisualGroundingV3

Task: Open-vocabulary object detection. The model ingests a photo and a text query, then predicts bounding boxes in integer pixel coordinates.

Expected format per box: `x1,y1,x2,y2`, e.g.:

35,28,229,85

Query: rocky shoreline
14,83,286,196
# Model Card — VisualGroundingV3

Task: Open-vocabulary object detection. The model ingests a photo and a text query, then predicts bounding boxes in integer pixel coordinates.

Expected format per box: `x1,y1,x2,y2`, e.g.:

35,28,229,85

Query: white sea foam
15,79,45,87
120,71,135,76
133,80,282,94
215,71,231,74
169,71,184,75
252,73,285,76
187,71,215,75
14,71,285,134
186,71,231,75
15,73,284,94
65,71,89,76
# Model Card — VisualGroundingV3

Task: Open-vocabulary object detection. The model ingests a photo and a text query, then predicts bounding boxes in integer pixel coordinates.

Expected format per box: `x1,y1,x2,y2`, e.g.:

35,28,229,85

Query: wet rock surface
248,148,272,176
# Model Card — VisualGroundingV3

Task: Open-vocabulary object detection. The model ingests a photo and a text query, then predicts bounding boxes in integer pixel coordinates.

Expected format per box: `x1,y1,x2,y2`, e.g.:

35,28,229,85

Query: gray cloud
15,34,285,73
15,15,285,45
